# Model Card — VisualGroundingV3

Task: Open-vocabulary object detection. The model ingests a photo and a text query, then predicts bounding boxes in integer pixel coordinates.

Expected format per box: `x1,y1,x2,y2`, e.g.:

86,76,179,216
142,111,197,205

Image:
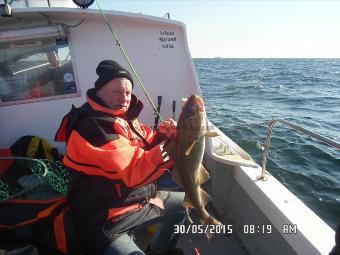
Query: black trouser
103,191,185,255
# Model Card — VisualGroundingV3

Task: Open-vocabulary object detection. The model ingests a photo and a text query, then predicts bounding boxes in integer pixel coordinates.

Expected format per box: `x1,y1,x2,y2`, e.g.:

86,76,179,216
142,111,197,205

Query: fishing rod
153,96,162,130
94,0,163,123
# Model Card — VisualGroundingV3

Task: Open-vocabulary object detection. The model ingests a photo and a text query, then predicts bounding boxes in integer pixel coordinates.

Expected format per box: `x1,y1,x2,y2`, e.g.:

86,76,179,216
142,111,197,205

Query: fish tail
203,215,221,241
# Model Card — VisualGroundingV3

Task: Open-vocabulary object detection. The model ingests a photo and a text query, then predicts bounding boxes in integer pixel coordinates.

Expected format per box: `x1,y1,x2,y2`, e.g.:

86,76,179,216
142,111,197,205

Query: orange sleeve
140,123,155,143
140,123,167,147
65,131,173,188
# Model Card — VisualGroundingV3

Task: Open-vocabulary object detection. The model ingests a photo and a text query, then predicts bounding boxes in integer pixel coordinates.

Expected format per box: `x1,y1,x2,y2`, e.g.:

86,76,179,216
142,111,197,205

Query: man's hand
158,118,177,140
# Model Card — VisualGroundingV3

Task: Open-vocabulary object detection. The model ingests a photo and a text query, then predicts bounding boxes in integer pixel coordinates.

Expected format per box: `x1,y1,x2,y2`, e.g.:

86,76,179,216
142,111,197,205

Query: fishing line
94,0,163,122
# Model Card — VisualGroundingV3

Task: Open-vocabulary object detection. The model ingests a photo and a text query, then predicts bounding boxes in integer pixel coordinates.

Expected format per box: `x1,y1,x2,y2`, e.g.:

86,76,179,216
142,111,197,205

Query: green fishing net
0,158,68,200
0,180,10,199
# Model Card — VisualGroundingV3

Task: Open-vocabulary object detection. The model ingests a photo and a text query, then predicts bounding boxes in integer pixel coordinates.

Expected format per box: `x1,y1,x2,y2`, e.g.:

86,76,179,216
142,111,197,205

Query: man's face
96,78,132,112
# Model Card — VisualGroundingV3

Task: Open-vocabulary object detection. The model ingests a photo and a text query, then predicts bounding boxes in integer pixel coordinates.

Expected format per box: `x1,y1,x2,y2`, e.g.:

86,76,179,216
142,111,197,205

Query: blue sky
92,1,340,58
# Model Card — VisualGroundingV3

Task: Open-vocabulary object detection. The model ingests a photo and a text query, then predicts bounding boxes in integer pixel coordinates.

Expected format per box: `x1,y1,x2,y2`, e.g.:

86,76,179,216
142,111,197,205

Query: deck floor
135,209,248,255
177,229,248,255
135,223,248,255
176,209,248,255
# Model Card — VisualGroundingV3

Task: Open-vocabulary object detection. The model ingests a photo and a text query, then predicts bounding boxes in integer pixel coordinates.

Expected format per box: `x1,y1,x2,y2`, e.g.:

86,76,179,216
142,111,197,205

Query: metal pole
279,119,340,149
258,119,340,181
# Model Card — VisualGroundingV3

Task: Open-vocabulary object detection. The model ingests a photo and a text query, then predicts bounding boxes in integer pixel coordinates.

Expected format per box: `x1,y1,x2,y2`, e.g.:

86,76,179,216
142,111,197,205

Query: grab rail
258,119,340,181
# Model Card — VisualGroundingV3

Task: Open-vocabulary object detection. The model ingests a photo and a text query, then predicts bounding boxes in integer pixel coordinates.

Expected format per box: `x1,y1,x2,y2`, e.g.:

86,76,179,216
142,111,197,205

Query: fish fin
199,188,212,207
183,194,195,209
203,216,222,241
199,164,210,185
171,167,184,187
185,140,196,155
204,131,219,137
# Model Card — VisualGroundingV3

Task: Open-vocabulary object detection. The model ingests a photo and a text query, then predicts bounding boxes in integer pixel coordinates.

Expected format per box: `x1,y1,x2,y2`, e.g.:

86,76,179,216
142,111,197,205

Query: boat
0,1,337,254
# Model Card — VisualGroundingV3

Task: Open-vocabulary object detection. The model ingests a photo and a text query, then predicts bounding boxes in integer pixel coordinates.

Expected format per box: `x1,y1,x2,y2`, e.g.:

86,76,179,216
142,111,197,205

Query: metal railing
257,119,340,181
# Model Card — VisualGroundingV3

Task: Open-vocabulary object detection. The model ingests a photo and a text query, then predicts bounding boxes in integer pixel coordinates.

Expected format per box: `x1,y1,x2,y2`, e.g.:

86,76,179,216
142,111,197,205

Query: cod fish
171,94,220,240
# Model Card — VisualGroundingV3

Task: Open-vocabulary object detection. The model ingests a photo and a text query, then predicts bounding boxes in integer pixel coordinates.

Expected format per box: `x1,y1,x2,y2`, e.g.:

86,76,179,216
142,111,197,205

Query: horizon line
192,57,340,59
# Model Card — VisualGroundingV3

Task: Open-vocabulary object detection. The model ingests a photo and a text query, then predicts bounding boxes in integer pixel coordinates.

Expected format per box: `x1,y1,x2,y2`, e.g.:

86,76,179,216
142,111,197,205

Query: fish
170,94,220,240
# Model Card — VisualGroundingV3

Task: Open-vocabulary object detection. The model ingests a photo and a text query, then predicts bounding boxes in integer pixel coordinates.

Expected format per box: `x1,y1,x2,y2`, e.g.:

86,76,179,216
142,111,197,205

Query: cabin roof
1,7,185,28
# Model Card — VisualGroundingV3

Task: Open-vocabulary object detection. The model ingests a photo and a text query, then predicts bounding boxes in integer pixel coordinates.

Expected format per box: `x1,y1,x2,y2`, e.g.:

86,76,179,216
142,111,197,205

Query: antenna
163,12,171,19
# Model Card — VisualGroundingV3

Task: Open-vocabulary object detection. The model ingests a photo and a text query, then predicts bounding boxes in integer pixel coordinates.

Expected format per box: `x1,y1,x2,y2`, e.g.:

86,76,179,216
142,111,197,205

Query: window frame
0,28,81,107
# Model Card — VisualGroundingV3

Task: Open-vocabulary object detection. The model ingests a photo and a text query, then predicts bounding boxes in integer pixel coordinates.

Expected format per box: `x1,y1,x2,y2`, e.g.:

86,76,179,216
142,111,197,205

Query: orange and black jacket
55,88,172,252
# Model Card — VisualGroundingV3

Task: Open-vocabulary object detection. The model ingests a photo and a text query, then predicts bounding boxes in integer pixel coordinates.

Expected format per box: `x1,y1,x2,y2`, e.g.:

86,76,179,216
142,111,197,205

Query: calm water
194,58,340,230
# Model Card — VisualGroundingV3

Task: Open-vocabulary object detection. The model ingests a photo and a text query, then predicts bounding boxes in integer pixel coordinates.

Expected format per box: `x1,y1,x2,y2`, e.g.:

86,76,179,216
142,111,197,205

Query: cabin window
0,35,79,106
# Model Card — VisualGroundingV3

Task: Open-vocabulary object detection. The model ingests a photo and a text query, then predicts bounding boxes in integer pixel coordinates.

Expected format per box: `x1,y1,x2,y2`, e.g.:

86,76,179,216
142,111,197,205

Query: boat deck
135,209,248,255
177,228,248,255
176,209,248,255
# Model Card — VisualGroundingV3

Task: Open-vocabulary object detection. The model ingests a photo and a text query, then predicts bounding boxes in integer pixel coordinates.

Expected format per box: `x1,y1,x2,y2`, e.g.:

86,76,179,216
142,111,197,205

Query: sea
193,58,340,230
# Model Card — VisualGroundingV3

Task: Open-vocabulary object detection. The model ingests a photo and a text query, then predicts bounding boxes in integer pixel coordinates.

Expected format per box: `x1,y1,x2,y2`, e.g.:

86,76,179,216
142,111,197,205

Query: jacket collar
86,88,144,120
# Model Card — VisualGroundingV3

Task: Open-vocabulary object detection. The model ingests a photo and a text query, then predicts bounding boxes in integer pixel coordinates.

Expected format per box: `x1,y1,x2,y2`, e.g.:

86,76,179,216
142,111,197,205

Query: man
56,60,185,255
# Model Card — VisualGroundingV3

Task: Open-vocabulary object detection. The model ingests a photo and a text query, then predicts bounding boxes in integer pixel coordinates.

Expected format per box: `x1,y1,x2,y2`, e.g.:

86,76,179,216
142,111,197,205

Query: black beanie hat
95,60,134,90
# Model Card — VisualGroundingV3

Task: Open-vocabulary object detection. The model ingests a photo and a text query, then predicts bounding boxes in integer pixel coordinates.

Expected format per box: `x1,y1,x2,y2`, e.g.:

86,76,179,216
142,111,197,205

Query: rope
94,0,163,122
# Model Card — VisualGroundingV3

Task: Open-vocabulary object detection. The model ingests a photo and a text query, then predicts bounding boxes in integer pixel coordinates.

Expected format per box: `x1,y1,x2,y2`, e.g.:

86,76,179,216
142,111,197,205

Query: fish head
184,94,205,114
178,94,206,137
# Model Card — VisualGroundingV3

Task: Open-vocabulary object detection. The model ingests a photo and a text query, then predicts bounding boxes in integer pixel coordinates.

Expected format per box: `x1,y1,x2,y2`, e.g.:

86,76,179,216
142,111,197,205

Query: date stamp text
174,224,233,234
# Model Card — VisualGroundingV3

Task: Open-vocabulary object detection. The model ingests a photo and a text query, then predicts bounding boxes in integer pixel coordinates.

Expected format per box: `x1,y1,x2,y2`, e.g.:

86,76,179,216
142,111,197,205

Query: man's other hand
158,118,177,140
